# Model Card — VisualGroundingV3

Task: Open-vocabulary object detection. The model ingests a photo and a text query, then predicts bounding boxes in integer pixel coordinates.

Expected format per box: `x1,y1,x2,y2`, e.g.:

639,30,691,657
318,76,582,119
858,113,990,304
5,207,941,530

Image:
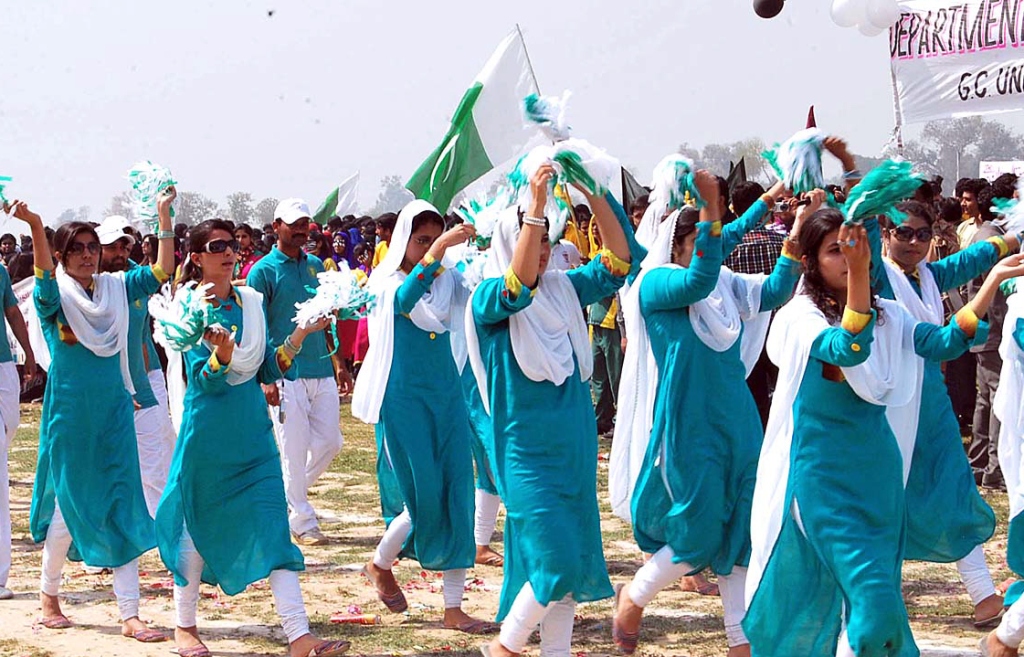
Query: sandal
174,645,212,657
612,583,640,655
445,619,499,635
362,565,408,613
124,628,168,643
307,639,351,657
679,574,719,597
475,548,505,568
38,615,73,630
975,607,1006,630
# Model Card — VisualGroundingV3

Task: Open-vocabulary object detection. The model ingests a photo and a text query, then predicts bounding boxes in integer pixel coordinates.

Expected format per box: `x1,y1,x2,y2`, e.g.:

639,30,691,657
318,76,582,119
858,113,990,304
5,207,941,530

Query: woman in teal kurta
155,219,349,657
352,200,487,634
865,205,1020,625
613,182,804,657
745,209,1004,657
467,165,635,657
13,194,175,643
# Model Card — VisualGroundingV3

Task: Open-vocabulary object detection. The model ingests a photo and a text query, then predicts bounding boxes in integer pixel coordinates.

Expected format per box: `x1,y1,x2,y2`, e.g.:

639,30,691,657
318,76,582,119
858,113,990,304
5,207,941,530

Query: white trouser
955,544,997,606
372,508,465,609
41,502,141,620
270,377,343,535
998,595,1024,648
628,545,748,647
173,526,310,642
133,370,177,518
0,361,18,588
474,489,501,547
499,583,576,656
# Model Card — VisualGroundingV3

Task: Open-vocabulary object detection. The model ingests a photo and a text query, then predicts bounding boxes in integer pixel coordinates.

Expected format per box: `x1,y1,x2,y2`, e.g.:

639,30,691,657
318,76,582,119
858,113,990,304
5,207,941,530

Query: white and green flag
407,29,539,213
313,171,360,225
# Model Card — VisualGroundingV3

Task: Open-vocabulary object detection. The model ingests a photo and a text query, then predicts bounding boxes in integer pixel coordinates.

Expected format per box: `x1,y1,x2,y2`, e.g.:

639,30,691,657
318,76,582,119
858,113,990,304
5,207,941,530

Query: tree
226,191,255,226
369,175,414,215
55,208,77,225
676,139,773,183
908,117,1024,185
106,192,132,219
255,197,278,227
176,192,220,226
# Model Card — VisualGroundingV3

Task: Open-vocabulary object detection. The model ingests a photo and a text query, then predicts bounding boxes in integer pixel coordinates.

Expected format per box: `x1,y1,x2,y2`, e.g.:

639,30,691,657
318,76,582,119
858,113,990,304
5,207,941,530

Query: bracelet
284,336,302,356
842,169,863,181
157,230,175,240
522,215,546,228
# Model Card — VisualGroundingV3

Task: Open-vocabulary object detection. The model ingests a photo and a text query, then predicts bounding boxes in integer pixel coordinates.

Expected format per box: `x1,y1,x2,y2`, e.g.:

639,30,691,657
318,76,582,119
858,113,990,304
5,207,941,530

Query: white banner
980,160,1024,179
891,0,1024,123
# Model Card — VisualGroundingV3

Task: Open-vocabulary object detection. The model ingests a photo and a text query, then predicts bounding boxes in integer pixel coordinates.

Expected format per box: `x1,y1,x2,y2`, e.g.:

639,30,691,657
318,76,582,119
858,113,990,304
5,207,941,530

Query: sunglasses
67,241,101,255
204,239,240,254
892,226,934,243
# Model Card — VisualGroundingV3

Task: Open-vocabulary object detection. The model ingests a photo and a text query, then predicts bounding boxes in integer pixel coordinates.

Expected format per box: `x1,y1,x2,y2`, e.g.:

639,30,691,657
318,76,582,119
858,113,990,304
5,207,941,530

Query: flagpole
516,23,542,95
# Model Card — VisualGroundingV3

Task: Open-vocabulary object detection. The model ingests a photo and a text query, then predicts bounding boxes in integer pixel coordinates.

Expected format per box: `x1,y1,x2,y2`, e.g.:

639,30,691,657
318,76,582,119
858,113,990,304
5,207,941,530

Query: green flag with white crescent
313,172,360,225
407,29,539,213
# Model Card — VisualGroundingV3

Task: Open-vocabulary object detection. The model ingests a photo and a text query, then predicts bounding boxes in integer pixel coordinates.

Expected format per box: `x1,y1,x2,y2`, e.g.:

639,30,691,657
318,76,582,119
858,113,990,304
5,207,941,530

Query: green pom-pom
842,160,924,225
761,147,784,182
0,176,11,205
553,151,601,196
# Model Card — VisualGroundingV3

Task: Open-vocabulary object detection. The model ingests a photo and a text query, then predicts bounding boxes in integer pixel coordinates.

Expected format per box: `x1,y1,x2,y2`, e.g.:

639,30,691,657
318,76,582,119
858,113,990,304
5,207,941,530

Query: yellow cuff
276,345,294,371
987,236,1010,258
151,263,170,284
504,267,527,299
759,193,776,209
841,307,873,334
34,266,49,279
781,239,801,261
597,248,631,277
421,253,437,266
709,220,722,238
208,352,230,373
955,306,980,338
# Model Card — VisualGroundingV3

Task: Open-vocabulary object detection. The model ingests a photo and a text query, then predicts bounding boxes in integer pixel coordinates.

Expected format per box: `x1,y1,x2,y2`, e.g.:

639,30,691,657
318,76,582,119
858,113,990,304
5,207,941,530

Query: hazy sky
5,0,1024,226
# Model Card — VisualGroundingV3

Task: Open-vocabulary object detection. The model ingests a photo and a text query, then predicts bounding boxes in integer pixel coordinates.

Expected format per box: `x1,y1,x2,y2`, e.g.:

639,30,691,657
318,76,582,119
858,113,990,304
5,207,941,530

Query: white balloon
858,20,886,36
831,0,867,28
866,0,900,29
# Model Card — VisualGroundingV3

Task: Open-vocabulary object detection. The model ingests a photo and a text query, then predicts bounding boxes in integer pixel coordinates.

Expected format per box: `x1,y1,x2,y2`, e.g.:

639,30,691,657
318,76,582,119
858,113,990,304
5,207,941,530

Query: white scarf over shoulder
996,291,1024,522
54,266,134,394
352,200,457,424
608,213,771,522
883,259,944,326
464,208,592,415
746,293,923,607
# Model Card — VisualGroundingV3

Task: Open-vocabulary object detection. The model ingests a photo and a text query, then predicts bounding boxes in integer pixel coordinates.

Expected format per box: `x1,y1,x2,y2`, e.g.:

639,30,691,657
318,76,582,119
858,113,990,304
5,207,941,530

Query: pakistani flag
313,172,360,225
407,29,539,213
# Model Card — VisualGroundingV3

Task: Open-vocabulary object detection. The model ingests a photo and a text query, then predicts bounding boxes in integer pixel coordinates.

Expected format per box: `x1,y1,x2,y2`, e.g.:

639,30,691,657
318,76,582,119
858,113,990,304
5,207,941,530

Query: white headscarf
608,212,770,521
54,265,134,394
352,200,457,423
464,207,592,414
883,259,944,325
997,290,1024,522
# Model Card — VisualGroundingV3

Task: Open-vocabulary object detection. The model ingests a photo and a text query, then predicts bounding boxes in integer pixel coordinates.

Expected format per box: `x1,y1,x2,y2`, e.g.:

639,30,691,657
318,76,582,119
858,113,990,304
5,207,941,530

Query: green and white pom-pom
842,159,925,225
452,245,492,291
0,176,11,205
148,282,221,352
454,187,512,248
127,161,177,228
762,128,826,194
523,91,572,142
993,176,1024,235
648,154,702,217
293,265,376,357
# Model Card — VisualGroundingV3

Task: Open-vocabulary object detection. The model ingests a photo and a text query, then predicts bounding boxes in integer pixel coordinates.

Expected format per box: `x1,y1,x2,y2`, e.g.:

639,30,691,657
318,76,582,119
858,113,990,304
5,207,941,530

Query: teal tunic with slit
868,220,1000,561
29,267,160,567
155,289,304,595
472,251,626,620
374,259,475,572
632,223,800,575
744,310,986,657
126,260,159,409
461,366,498,496
1006,317,1024,575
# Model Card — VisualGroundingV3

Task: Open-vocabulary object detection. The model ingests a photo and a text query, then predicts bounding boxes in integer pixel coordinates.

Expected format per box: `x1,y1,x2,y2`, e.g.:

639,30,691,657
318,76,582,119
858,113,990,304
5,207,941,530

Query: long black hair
178,218,235,288
52,222,100,266
672,206,701,251
799,208,883,325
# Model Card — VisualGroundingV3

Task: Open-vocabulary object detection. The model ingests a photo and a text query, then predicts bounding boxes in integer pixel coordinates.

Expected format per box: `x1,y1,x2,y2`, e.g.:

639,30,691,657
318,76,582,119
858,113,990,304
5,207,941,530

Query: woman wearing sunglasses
7,191,175,643
867,201,1022,627
155,219,349,657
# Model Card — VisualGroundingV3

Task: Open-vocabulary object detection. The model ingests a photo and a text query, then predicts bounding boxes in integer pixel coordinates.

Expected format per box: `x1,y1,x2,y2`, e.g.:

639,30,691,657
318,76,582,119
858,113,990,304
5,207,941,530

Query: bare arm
510,165,555,289
6,201,51,272
155,187,176,276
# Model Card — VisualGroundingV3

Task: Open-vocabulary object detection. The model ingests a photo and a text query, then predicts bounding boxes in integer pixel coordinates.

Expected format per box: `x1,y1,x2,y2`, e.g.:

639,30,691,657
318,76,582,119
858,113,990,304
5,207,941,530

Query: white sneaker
0,586,13,600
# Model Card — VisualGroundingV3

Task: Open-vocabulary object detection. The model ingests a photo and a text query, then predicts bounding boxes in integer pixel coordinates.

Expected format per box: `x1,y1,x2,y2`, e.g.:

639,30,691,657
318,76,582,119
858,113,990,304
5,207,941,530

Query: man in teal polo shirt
97,216,176,519
247,199,352,546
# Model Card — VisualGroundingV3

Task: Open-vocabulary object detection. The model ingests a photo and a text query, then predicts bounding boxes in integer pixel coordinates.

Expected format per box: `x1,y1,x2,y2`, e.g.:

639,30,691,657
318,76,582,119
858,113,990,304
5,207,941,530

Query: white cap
274,198,312,225
97,216,136,247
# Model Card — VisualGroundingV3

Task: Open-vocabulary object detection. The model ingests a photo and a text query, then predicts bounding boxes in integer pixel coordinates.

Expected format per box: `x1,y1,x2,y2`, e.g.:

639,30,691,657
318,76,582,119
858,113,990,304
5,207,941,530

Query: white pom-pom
523,91,572,142
292,264,376,330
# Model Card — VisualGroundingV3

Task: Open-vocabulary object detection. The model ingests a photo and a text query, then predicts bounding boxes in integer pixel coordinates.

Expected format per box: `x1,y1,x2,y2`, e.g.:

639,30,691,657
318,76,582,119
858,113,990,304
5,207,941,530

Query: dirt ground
0,403,1012,657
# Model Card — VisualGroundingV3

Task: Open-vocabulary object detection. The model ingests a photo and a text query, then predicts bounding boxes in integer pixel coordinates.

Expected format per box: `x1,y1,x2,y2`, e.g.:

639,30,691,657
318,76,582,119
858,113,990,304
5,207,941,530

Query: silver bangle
522,215,546,228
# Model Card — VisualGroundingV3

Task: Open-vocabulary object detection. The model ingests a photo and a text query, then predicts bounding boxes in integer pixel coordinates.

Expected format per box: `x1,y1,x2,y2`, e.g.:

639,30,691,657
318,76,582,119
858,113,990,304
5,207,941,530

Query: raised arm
7,201,51,273
155,187,176,279
721,180,785,256
928,235,1013,292
510,165,554,289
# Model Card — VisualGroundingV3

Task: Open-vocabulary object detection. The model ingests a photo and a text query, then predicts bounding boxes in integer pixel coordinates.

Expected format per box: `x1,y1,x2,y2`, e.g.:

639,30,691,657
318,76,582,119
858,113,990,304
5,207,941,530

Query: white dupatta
352,200,457,424
608,213,772,522
54,265,134,394
464,208,592,415
996,291,1024,522
746,293,923,607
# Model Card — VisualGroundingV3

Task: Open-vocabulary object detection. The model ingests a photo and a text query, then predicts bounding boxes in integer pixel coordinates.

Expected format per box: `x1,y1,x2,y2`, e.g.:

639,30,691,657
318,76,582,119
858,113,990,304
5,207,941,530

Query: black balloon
753,0,785,18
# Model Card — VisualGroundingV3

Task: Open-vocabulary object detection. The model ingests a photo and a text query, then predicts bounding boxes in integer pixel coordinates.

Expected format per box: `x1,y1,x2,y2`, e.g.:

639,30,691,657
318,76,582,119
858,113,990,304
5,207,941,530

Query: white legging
955,544,997,606
475,490,501,547
997,595,1024,649
40,503,140,621
373,508,466,609
173,526,310,643
627,545,748,647
498,583,576,656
